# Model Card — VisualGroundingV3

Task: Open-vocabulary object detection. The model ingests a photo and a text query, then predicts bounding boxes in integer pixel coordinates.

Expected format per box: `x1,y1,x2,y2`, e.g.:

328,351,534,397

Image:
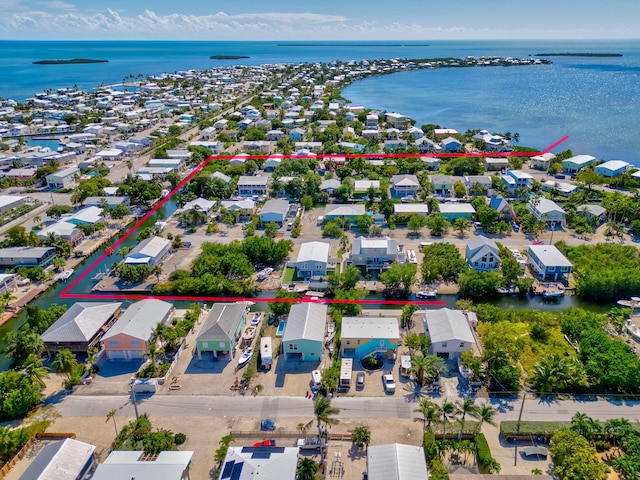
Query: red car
253,439,276,447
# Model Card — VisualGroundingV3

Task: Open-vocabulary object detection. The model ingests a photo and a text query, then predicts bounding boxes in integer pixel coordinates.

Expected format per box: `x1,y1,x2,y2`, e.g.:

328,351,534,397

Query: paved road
52,393,640,424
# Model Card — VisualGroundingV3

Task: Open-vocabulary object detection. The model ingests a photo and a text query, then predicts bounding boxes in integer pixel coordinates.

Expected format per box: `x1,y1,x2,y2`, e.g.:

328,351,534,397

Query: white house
390,174,420,199
594,160,631,178
124,236,171,267
465,236,501,271
221,447,299,480
423,308,476,359
292,241,331,279
181,197,216,216
530,153,556,171
238,175,269,197
527,244,572,281
350,236,397,271
220,199,255,221
561,155,597,175
484,157,509,171
46,166,79,188
91,450,193,480
325,204,366,220
367,444,429,480
260,199,290,226
393,204,429,216
528,197,566,226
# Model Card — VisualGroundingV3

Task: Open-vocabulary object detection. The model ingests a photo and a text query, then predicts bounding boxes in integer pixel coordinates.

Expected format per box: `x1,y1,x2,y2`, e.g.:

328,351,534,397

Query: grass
282,267,295,284
501,421,570,437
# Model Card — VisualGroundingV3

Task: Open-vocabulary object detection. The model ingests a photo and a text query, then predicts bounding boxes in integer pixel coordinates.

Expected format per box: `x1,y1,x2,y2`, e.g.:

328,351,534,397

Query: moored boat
59,269,74,281
416,290,438,299
238,347,253,368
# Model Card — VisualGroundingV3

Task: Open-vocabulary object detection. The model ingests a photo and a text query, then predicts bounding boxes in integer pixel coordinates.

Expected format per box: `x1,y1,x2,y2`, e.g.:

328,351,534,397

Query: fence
0,433,76,479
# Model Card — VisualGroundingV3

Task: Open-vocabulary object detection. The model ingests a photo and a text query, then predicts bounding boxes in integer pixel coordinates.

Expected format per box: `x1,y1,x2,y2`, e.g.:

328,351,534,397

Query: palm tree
456,397,480,435
296,458,319,480
20,353,49,388
106,408,119,436
51,348,78,382
411,355,430,385
313,395,340,433
414,398,440,436
126,159,133,173
33,215,41,226
351,426,371,450
476,403,497,433
440,401,458,438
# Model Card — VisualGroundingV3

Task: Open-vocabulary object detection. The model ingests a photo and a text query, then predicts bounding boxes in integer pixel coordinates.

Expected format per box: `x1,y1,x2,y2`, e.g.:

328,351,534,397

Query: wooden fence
0,433,75,479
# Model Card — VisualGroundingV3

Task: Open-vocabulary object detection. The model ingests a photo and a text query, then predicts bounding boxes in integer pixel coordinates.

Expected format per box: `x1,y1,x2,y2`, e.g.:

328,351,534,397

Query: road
52,393,640,424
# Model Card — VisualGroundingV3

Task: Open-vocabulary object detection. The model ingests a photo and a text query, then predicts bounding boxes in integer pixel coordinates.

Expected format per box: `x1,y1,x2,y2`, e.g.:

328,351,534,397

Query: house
221,446,299,480
243,140,271,154
366,114,378,128
489,195,516,221
238,175,269,197
282,303,326,361
464,175,492,194
527,244,572,281
196,302,248,359
528,197,565,227
484,157,509,171
442,136,463,152
393,204,429,216
263,156,282,171
292,241,331,279
340,316,400,360
423,308,476,359
65,206,103,226
577,204,607,225
320,178,341,195
390,174,420,199
561,155,597,175
266,129,285,142
431,174,457,197
94,148,124,161
325,203,365,220
501,170,533,192
102,299,174,360
0,246,56,269
434,128,459,137
354,179,380,194
0,274,16,294
221,199,255,221
367,443,429,480
0,195,26,214
82,196,130,210
260,199,290,226
385,112,410,129
594,160,631,177
541,180,579,196
36,221,84,247
415,137,440,153
4,168,36,180
211,171,231,185
148,158,184,172
350,236,398,271
466,236,501,271
46,166,79,188
530,153,556,171
91,450,194,480
125,236,171,267
438,203,476,221
19,438,97,480
41,302,123,353
289,127,305,140
421,156,441,170
181,197,216,216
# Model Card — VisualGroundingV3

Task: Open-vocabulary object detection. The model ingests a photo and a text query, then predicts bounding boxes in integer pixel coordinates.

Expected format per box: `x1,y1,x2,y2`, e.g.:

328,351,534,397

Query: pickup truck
296,436,326,450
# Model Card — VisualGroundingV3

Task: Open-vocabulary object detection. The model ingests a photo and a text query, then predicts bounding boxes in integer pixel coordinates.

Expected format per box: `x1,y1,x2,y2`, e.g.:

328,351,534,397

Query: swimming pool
276,321,287,337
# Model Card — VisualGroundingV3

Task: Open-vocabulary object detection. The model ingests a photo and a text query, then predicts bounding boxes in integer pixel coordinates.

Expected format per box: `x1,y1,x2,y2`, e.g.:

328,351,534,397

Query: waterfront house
260,199,290,226
181,197,216,216
0,195,26,215
442,137,463,152
41,302,123,354
423,308,476,359
291,241,331,280
124,236,171,267
238,175,269,197
0,274,16,294
36,221,84,247
530,153,556,171
350,236,398,271
527,244,572,281
221,199,255,221
484,157,509,171
82,196,130,210
325,203,365,220
390,174,420,199
340,316,399,360
465,236,501,271
594,160,631,177
438,203,476,221
0,246,56,269
561,155,597,175
65,206,103,226
102,299,174,360
221,447,299,480
91,450,194,480
528,197,565,227
367,443,429,480
385,112,411,129
46,166,79,189
282,303,326,361
195,302,248,359
19,438,97,480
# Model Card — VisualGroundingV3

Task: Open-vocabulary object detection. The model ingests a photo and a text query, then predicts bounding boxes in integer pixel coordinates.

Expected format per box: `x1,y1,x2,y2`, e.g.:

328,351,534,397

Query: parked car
512,222,520,232
382,373,396,393
356,372,365,388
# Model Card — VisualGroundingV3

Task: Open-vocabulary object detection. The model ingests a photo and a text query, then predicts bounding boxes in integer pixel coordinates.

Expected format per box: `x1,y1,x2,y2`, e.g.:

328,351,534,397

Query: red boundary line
60,136,568,306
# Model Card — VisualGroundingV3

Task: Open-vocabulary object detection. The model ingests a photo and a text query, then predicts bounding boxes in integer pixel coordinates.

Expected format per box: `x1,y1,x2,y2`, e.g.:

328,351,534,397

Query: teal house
340,316,400,360
196,302,248,359
282,303,326,361
438,203,476,221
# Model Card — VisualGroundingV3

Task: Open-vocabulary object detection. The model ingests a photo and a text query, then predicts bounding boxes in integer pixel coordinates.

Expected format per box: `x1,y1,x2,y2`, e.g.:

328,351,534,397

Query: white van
400,355,412,377
310,370,322,390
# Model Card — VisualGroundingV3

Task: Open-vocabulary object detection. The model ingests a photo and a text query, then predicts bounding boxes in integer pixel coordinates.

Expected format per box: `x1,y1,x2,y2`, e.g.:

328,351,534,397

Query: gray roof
125,236,170,262
91,450,193,480
238,175,269,186
0,246,54,259
222,446,299,480
530,197,565,215
282,303,327,343
367,443,428,480
424,308,475,344
41,302,122,344
261,199,290,215
20,438,96,480
465,236,500,263
391,174,420,187
197,303,247,343
103,300,172,342
325,204,365,217
352,236,396,256
320,178,341,190
296,241,330,264
527,245,573,268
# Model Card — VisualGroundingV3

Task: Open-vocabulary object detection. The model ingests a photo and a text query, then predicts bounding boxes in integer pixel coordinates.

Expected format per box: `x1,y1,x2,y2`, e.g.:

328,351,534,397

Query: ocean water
1,39,639,164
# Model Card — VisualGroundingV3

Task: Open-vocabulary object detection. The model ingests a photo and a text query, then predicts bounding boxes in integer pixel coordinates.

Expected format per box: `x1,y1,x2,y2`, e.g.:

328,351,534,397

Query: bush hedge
476,433,500,473
500,421,570,438
424,429,449,480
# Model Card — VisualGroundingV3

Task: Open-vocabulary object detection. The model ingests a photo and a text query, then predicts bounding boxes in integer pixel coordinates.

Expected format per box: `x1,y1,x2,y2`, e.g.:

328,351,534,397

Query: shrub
476,433,500,473
174,432,187,445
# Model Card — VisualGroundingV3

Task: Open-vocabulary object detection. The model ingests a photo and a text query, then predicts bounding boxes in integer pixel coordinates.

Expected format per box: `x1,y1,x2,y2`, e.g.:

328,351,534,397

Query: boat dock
531,280,565,297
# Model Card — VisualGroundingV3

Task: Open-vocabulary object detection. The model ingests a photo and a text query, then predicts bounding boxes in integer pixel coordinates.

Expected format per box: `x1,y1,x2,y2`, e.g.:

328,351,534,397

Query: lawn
282,267,295,284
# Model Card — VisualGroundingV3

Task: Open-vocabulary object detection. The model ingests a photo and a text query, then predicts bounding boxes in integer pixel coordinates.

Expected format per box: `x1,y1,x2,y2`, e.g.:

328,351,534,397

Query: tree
379,262,416,298
458,270,504,299
456,397,480,434
400,304,418,329
142,429,176,455
313,395,340,431
268,290,300,317
296,458,319,480
354,214,373,234
404,332,430,356
452,217,470,236
421,242,466,283
351,426,371,450
549,428,607,480
439,401,459,438
6,225,28,246
20,353,49,388
414,398,440,434
531,354,587,394
264,222,279,238
426,214,450,236
0,370,43,420
106,408,119,437
411,354,445,385
214,434,235,464
476,404,497,433
111,203,131,219
406,214,427,236
51,349,79,383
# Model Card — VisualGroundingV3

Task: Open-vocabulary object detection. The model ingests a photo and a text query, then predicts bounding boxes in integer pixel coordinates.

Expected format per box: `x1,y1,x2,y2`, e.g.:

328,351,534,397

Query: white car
382,373,396,393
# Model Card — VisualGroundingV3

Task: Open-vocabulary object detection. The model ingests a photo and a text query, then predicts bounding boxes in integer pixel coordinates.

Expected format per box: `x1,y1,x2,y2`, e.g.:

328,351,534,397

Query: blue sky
1,0,639,40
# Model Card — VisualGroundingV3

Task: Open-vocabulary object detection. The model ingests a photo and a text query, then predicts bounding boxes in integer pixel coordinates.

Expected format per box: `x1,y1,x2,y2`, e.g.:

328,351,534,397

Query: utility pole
130,384,140,419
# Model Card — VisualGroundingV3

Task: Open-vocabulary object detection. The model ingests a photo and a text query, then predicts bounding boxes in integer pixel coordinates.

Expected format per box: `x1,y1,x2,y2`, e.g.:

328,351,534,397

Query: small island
33,58,109,65
535,53,622,57
210,55,250,60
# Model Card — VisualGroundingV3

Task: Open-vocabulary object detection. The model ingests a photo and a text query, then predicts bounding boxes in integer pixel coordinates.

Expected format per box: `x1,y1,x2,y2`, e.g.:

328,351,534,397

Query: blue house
289,127,305,141
340,316,400,360
442,137,462,152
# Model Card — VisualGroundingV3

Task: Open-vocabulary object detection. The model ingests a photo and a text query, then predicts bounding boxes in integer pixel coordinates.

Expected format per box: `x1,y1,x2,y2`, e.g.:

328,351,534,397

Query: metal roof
367,443,428,480
102,300,172,342
296,241,330,264
221,446,299,480
424,308,475,345
527,245,573,268
341,317,400,340
41,302,122,344
20,438,96,480
125,236,170,263
282,303,326,343
325,204,365,217
261,199,290,216
91,450,194,480
197,303,247,343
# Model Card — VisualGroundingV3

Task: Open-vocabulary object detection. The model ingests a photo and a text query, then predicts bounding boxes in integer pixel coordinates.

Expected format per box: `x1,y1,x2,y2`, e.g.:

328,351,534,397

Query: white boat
416,290,438,299
238,347,253,368
161,189,170,198
251,313,261,326
257,267,274,281
59,269,74,281
542,289,564,299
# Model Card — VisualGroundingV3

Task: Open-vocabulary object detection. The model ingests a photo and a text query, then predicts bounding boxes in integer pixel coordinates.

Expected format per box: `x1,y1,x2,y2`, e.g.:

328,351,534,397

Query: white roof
424,308,475,344
596,160,631,171
282,303,326,343
438,203,476,214
532,197,565,215
103,299,172,342
68,206,103,224
0,195,25,209
222,199,254,210
325,204,365,217
95,148,123,157
342,316,399,340
41,302,122,343
20,438,96,480
320,179,341,190
296,241,330,264
542,181,578,194
563,154,596,165
92,450,194,480
354,179,380,191
238,175,269,186
393,204,429,214
36,221,79,239
508,169,534,180
221,446,299,480
182,197,216,212
352,236,396,255
125,236,170,264
391,174,420,187
261,199,289,216
48,166,79,178
367,443,428,480
528,244,573,268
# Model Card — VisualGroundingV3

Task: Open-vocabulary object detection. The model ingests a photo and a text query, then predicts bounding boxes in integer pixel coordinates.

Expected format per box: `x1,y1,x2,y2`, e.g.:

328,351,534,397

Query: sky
0,0,639,41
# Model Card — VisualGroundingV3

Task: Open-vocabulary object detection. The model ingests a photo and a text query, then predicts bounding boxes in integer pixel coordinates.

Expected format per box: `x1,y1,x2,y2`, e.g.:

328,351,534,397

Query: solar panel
251,451,272,459
230,461,244,480
221,460,235,479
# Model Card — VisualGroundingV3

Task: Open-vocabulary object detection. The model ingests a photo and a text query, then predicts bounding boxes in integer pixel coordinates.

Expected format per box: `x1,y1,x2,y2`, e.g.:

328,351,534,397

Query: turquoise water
27,138,60,150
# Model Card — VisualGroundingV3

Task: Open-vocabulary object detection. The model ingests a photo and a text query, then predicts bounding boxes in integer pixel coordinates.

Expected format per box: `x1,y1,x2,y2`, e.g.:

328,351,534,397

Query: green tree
414,398,440,434
313,395,340,430
421,242,466,283
476,403,497,433
0,370,43,420
456,397,480,434
264,222,279,238
351,426,371,450
20,353,49,389
354,214,373,234
6,225,28,246
106,408,119,437
452,217,470,236
549,428,607,480
214,434,235,464
404,332,430,356
111,203,131,219
268,290,300,317
408,214,427,235
457,270,504,299
400,303,418,329
379,262,416,298
51,349,79,383
296,458,319,480
142,429,176,455
426,213,450,236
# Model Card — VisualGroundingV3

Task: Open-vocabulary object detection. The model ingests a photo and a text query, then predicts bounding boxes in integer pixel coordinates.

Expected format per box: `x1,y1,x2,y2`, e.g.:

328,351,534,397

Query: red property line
60,136,568,305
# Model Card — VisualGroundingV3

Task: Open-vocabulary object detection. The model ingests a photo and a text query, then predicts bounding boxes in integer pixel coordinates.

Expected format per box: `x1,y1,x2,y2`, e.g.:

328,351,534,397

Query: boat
238,347,253,368
416,290,438,299
542,289,564,299
257,267,274,281
91,266,111,281
251,313,261,326
161,188,170,198
59,269,74,281
617,297,640,310
497,285,520,294
242,326,256,342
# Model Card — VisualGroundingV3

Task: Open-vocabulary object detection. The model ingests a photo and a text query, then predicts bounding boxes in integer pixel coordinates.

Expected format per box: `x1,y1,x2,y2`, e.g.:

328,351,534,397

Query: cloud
38,0,74,10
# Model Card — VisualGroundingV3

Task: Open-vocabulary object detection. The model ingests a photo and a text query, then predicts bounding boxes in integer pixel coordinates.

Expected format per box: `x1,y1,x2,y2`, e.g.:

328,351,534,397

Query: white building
124,236,171,266
367,443,429,480
423,308,476,359
45,166,79,188
528,197,566,226
292,241,331,279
